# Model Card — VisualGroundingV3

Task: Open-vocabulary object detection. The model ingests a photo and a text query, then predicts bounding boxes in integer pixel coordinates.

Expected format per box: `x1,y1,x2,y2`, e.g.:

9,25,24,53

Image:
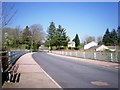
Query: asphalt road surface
32,52,118,88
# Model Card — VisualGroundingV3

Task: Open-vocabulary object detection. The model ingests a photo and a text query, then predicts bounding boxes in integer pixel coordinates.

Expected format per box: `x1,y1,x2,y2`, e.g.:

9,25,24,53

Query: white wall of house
68,41,75,47
84,41,98,50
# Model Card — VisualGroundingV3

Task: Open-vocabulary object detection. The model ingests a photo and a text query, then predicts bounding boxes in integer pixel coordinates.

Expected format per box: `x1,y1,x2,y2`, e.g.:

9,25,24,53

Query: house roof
89,46,99,50
84,41,98,50
68,41,75,44
107,46,116,49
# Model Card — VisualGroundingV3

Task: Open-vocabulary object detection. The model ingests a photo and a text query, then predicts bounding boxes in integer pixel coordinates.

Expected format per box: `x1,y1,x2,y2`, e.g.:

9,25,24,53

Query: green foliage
117,26,120,45
104,49,112,52
47,22,56,39
103,28,118,46
97,36,103,45
98,41,103,45
103,28,111,46
110,29,117,46
3,25,44,51
22,26,32,44
73,34,80,48
78,45,84,50
46,22,69,50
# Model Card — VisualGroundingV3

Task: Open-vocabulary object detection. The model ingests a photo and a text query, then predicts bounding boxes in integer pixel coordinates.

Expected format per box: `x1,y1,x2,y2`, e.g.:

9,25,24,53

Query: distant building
107,46,116,52
88,46,99,51
96,45,116,52
68,41,75,48
84,41,98,50
96,45,109,51
39,45,45,51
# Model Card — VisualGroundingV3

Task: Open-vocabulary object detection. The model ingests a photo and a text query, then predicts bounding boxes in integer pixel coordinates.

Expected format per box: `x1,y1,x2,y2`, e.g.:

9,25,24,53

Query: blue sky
3,2,118,42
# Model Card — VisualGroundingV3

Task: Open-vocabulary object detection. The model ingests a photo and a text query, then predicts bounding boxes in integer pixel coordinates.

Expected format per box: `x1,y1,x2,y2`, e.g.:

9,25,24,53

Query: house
68,41,75,48
96,45,116,52
96,45,109,51
88,46,99,51
84,41,98,50
107,46,116,52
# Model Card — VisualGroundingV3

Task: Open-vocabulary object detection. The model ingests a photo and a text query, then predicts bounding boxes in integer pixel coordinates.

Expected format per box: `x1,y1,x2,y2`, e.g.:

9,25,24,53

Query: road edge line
31,53,63,89
40,66,63,89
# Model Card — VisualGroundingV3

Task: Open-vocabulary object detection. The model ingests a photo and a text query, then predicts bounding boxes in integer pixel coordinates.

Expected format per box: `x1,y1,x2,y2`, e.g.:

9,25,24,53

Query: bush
78,45,84,50
104,49,112,52
64,46,68,50
74,47,79,50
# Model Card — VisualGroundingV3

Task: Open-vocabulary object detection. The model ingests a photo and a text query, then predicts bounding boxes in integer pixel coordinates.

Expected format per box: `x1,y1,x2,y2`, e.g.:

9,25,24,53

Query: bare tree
30,24,45,45
85,36,95,44
97,36,103,45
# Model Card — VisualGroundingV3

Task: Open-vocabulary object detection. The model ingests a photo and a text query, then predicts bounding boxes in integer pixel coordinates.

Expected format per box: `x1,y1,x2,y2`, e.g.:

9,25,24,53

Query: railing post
76,52,77,57
94,52,96,60
83,52,85,58
70,52,71,56
111,53,113,62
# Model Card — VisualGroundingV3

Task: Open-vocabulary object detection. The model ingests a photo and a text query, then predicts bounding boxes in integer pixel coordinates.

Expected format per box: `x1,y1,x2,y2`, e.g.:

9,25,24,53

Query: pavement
2,52,61,88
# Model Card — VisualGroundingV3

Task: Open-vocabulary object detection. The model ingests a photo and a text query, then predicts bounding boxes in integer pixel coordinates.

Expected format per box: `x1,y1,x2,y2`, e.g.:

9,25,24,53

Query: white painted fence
51,51,119,63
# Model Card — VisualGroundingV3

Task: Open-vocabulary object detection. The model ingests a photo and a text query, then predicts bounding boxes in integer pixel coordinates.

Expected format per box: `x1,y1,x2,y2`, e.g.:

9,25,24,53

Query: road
32,52,118,88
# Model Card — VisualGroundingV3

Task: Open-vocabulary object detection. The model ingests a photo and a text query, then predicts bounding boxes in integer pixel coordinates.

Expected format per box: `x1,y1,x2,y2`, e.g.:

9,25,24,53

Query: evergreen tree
110,29,117,46
56,25,69,49
47,22,56,49
117,26,120,45
47,22,56,39
22,26,32,45
73,34,80,48
102,28,111,46
46,22,69,50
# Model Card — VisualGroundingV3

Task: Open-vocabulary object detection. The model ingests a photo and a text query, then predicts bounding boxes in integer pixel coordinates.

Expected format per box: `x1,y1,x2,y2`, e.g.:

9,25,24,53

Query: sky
2,2,118,42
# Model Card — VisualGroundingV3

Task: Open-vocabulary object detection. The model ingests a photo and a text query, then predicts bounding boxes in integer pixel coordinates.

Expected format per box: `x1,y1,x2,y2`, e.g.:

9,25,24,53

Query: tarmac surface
33,52,119,88
2,52,61,88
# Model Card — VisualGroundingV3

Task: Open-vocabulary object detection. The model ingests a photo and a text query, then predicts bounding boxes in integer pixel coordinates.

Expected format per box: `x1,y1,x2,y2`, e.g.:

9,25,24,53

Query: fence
0,50,29,84
51,50,119,63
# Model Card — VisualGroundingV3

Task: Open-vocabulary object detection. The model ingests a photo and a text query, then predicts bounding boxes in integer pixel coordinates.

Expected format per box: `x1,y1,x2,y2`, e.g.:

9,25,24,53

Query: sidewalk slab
2,53,61,88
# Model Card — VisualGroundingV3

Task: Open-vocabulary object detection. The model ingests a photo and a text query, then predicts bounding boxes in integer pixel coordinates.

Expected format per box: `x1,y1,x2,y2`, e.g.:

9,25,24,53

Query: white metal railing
51,51,119,63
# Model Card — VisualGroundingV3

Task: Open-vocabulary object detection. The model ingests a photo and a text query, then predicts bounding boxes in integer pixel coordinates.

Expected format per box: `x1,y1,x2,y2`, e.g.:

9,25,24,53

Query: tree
73,34,80,48
2,3,17,50
47,22,56,49
103,28,118,46
22,26,31,46
2,27,21,50
102,28,111,46
46,22,69,50
97,36,103,45
3,32,13,50
117,26,120,45
110,29,117,46
47,22,56,40
30,24,45,50
85,36,95,44
56,25,69,49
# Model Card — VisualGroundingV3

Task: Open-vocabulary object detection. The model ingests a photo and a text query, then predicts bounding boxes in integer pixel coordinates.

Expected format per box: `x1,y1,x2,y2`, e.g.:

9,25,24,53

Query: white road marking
40,65,63,89
31,52,63,89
